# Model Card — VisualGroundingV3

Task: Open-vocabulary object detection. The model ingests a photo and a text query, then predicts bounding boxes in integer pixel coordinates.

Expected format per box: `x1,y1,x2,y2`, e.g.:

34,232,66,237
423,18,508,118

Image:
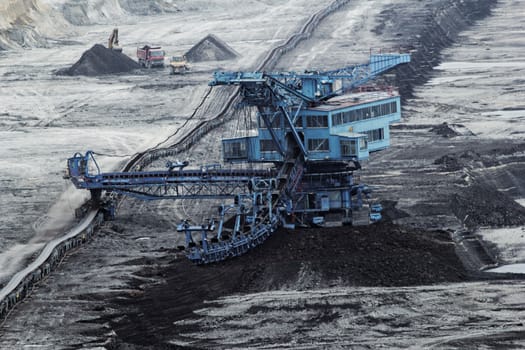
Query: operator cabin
222,89,401,163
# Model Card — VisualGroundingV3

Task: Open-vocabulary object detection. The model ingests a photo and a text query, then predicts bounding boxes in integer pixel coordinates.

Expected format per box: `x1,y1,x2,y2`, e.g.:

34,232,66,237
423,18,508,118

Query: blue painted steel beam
209,53,411,103
66,151,276,200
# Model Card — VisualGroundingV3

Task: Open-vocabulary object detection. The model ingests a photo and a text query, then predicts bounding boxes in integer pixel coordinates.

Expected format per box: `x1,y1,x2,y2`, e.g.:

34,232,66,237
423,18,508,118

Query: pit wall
386,0,498,272
0,0,178,49
0,0,69,50
391,0,497,97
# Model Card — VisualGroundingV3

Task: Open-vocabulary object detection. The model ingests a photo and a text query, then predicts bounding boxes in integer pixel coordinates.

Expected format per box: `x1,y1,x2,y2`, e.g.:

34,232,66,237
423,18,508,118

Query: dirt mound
434,149,486,171
430,122,461,137
185,34,239,62
452,181,525,229
56,44,140,76
434,154,463,171
380,200,410,221
107,222,469,346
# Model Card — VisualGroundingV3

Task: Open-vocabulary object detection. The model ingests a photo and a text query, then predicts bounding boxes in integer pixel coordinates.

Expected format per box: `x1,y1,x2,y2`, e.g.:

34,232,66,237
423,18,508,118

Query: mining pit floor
1,0,525,349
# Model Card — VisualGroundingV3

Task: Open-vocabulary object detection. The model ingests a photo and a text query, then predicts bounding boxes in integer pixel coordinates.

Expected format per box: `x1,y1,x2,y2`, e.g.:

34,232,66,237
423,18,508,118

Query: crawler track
0,0,352,322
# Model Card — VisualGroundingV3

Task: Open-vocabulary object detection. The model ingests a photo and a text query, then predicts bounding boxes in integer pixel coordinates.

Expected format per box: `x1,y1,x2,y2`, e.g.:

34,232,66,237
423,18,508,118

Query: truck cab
137,45,165,68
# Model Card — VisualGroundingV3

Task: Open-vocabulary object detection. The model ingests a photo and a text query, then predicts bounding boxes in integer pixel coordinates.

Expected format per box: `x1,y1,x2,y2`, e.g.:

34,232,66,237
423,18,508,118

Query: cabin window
365,128,384,142
332,113,342,126
224,141,247,159
260,139,278,152
343,111,351,123
355,108,363,120
308,138,329,152
359,138,368,150
390,101,397,114
306,115,328,128
258,113,281,129
340,140,357,156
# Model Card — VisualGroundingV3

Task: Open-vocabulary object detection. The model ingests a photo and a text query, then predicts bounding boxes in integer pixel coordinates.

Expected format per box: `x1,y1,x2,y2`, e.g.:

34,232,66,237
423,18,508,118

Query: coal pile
452,181,525,229
380,200,410,221
434,154,463,171
185,34,239,62
56,44,140,76
107,222,469,346
430,122,461,137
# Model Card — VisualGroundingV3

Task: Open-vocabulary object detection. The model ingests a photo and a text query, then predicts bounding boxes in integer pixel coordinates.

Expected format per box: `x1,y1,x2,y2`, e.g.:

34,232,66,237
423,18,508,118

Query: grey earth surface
1,0,525,349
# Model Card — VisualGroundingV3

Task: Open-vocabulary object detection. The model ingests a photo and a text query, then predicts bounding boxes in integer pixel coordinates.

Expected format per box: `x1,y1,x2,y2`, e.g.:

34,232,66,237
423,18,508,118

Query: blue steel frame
214,53,410,163
66,52,410,264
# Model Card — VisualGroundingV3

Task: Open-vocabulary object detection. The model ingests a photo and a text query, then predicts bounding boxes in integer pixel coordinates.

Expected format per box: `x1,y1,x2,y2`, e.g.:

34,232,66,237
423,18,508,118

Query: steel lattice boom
67,51,410,264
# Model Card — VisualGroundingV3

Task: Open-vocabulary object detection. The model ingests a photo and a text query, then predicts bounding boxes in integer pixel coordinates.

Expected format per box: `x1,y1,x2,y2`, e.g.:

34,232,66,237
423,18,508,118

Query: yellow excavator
108,28,122,52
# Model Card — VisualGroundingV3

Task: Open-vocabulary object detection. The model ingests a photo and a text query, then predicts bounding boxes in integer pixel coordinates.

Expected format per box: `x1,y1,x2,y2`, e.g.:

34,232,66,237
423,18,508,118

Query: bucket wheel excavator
66,51,410,264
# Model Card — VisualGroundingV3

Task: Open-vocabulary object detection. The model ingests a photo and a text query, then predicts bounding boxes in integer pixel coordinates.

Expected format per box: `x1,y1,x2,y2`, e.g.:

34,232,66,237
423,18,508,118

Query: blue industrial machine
212,52,409,226
66,52,410,264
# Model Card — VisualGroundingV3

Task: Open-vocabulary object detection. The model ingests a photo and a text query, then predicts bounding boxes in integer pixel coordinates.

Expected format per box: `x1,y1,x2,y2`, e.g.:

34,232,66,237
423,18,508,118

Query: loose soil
185,34,239,62
452,181,525,229
56,44,140,76
107,222,468,347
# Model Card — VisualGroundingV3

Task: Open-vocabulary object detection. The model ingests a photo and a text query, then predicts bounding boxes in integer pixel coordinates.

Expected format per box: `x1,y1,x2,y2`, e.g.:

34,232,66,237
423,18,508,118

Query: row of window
259,129,382,155
307,138,369,154
331,101,397,126
365,128,384,142
258,114,330,129
258,101,397,130
224,127,385,159
340,139,368,155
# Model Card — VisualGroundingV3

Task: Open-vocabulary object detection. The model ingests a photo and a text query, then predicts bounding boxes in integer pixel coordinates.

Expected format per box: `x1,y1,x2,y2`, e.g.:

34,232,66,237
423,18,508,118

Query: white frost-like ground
479,227,525,263
487,263,525,274
0,0,334,285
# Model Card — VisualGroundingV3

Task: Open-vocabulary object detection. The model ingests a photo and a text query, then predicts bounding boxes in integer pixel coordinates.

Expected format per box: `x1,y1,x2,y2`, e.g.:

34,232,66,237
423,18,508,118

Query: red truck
137,45,165,68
